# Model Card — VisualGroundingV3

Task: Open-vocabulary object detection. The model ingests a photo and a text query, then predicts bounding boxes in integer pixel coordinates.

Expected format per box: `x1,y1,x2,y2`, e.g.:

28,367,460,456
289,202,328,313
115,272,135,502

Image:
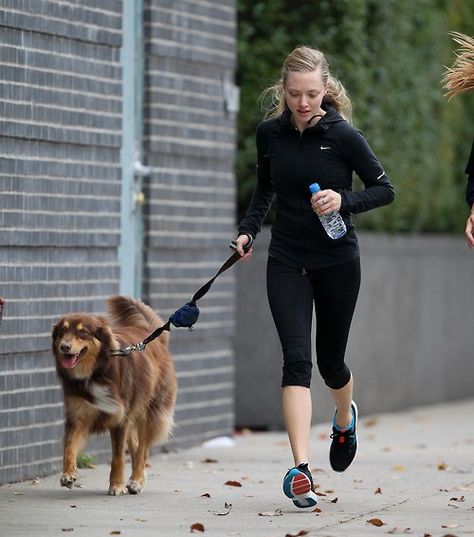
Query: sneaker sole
331,400,359,473
283,469,318,509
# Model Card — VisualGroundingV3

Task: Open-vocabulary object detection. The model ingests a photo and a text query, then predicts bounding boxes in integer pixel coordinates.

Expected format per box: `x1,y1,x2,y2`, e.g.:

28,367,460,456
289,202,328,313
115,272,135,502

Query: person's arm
464,140,474,249
237,123,275,239
338,128,395,214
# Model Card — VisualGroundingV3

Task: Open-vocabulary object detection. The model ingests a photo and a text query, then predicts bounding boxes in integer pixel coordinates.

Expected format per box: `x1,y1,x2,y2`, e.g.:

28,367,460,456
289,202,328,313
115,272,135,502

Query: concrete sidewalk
1,399,473,537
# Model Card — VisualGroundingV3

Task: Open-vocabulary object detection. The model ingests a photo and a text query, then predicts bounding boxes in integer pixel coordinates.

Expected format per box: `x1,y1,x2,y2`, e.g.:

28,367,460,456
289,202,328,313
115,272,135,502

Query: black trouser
266,255,361,390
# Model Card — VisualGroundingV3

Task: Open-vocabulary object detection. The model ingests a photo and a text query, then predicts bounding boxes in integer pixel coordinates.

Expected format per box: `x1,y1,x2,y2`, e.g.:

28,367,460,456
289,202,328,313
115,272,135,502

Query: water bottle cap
309,182,320,194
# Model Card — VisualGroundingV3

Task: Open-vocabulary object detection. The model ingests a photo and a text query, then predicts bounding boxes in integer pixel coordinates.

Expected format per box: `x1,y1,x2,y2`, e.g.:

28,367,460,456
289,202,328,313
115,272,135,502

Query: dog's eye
78,329,89,338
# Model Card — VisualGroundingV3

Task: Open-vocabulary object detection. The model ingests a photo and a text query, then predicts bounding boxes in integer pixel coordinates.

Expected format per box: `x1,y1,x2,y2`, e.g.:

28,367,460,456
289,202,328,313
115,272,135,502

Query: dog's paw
60,473,77,489
126,479,143,495
108,484,127,496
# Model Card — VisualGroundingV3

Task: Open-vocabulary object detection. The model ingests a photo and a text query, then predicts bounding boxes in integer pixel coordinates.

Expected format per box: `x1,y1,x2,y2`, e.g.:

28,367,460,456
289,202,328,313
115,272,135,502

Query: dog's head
52,314,117,379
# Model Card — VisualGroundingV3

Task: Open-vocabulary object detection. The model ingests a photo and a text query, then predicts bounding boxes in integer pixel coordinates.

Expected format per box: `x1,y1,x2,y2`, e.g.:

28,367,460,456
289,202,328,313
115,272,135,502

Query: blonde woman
443,32,474,248
234,46,395,509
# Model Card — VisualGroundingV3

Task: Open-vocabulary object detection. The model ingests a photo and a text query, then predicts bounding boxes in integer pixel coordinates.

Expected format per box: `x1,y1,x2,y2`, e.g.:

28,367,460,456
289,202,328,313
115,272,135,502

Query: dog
52,295,177,495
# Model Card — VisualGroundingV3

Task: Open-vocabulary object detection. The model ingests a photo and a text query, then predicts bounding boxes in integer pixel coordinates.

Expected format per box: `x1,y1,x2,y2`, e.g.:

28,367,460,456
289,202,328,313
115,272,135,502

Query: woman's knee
318,361,351,390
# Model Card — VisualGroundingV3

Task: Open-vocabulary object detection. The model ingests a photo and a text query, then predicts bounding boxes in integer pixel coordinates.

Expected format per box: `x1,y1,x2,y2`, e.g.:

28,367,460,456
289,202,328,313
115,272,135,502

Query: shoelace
330,429,356,445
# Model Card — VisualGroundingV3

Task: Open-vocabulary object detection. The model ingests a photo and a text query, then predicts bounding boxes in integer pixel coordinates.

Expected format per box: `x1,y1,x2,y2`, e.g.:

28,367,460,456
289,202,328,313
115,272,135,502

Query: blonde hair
442,32,474,99
260,45,353,122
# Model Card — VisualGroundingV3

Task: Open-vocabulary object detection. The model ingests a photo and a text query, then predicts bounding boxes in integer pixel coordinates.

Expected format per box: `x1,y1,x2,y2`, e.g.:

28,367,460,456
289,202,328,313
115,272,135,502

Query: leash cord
111,236,253,356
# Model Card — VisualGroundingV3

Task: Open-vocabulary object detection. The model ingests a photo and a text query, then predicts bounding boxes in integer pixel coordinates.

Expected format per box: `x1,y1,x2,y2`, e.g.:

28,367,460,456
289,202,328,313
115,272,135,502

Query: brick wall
143,0,238,448
0,0,238,484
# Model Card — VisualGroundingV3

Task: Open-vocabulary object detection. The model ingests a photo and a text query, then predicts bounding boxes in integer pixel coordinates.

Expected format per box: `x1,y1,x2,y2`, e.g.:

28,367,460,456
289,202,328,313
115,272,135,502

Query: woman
442,32,474,248
234,45,395,509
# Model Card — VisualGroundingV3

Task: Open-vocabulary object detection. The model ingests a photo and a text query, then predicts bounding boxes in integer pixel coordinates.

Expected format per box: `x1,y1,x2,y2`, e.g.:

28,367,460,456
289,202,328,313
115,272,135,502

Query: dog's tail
106,296,169,346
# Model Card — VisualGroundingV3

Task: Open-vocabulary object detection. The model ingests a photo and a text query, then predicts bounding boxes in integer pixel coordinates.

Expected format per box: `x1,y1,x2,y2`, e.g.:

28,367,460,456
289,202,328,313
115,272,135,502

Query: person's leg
311,257,361,471
266,256,314,465
282,385,312,466
329,374,353,428
266,256,318,507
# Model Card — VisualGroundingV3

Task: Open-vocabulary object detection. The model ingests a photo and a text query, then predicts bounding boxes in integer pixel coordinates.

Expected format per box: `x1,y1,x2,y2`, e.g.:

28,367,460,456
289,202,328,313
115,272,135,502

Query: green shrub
237,0,474,233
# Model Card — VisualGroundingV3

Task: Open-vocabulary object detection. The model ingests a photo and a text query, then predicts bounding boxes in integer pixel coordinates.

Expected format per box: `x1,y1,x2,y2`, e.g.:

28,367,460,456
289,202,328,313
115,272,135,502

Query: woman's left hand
310,189,342,216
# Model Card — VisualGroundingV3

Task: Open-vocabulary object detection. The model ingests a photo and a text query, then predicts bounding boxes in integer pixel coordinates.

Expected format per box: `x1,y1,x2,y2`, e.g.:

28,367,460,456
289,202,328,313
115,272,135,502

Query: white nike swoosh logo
320,146,331,150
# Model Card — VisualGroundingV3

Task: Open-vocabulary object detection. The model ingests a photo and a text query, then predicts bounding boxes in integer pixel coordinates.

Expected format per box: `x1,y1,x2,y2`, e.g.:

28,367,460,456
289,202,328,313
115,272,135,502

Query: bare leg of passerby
282,385,312,465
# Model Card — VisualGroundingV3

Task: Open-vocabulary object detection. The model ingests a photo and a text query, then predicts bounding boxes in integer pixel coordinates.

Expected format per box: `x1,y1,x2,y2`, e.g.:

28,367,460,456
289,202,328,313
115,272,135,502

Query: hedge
236,0,474,233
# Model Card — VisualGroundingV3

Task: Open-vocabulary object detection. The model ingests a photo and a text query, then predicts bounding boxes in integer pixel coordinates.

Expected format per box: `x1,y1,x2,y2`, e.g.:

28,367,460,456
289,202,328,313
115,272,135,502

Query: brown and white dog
52,295,177,495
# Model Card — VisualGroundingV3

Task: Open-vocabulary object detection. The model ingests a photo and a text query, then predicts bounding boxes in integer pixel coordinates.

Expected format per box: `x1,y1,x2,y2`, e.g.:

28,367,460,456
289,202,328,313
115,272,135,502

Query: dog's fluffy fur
52,295,177,495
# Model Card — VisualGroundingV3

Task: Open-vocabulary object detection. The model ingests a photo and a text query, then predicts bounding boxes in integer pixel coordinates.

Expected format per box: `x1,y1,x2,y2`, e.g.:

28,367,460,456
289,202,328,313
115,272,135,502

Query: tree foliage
236,0,474,233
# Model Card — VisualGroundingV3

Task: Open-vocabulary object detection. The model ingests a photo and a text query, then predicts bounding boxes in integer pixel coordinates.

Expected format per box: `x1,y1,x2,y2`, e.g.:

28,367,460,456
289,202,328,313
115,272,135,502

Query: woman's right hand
465,210,474,249
234,234,253,259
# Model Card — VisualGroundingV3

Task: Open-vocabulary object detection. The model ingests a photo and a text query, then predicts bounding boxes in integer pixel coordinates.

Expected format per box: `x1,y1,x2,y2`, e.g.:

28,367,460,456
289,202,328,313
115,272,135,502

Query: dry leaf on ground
258,509,283,517
225,480,242,487
191,522,205,533
285,531,308,537
367,518,385,527
374,487,382,494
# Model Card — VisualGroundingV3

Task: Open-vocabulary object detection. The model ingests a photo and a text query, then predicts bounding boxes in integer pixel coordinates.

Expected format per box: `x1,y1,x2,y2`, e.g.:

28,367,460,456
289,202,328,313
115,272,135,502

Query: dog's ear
94,316,113,345
52,318,64,341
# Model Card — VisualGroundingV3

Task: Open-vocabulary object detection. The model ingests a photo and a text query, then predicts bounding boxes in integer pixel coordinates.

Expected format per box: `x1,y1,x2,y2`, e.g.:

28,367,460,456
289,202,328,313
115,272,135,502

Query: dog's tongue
62,354,79,369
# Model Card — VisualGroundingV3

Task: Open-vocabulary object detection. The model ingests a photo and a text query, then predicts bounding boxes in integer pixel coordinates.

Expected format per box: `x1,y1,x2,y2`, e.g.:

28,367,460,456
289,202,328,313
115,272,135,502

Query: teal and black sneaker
282,463,318,508
329,401,358,472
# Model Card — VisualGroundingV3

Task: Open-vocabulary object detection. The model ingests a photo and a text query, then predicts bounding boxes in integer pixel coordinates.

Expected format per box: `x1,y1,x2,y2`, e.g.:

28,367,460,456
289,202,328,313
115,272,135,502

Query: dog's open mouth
61,347,87,369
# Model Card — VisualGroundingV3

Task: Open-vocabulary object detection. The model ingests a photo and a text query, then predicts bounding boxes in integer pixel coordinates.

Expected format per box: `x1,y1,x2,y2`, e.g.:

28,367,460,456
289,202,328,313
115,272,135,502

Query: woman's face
284,69,327,130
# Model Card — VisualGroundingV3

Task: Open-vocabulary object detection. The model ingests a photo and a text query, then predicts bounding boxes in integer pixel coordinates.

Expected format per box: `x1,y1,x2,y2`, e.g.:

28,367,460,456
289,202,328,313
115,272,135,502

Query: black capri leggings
266,255,361,390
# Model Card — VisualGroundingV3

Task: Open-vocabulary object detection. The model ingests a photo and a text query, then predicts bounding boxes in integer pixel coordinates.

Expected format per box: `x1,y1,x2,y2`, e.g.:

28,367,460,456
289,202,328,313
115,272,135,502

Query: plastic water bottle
309,183,346,239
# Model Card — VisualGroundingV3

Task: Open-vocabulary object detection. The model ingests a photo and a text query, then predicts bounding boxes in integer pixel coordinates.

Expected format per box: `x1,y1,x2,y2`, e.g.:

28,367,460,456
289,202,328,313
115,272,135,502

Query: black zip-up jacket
465,138,474,207
238,106,395,269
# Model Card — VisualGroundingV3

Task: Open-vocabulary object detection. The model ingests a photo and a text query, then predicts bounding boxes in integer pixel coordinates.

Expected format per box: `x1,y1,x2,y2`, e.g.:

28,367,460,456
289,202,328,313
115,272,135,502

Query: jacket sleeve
237,123,275,238
465,138,474,207
338,128,395,214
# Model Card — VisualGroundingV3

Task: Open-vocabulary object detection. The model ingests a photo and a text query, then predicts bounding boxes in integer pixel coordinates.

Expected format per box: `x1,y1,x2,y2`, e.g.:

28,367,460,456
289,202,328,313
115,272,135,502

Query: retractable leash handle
111,237,254,357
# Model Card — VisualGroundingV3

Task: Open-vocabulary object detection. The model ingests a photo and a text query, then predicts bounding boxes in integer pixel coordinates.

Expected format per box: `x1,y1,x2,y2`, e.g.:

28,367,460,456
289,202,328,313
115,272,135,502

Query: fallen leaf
213,509,231,516
441,524,459,528
449,496,465,502
367,518,385,527
224,502,232,509
391,465,406,472
330,497,338,503
364,418,378,427
191,523,205,533
224,481,242,487
258,509,283,517
313,507,322,513
437,462,449,471
375,487,382,494
70,505,77,508
285,531,308,537
202,458,218,463
201,492,211,498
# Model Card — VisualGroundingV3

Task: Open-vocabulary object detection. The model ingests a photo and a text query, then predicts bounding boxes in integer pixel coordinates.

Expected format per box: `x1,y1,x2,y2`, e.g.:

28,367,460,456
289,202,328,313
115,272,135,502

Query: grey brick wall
0,0,238,484
0,1,123,483
143,0,238,449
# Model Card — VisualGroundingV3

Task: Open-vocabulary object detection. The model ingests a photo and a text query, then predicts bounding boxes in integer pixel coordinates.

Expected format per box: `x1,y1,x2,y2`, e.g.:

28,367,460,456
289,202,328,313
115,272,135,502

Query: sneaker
282,463,318,508
329,401,358,472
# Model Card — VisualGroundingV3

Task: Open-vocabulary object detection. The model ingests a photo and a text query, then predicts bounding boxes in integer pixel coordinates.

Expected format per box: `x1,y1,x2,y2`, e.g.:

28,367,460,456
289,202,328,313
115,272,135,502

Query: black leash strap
111,236,253,357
